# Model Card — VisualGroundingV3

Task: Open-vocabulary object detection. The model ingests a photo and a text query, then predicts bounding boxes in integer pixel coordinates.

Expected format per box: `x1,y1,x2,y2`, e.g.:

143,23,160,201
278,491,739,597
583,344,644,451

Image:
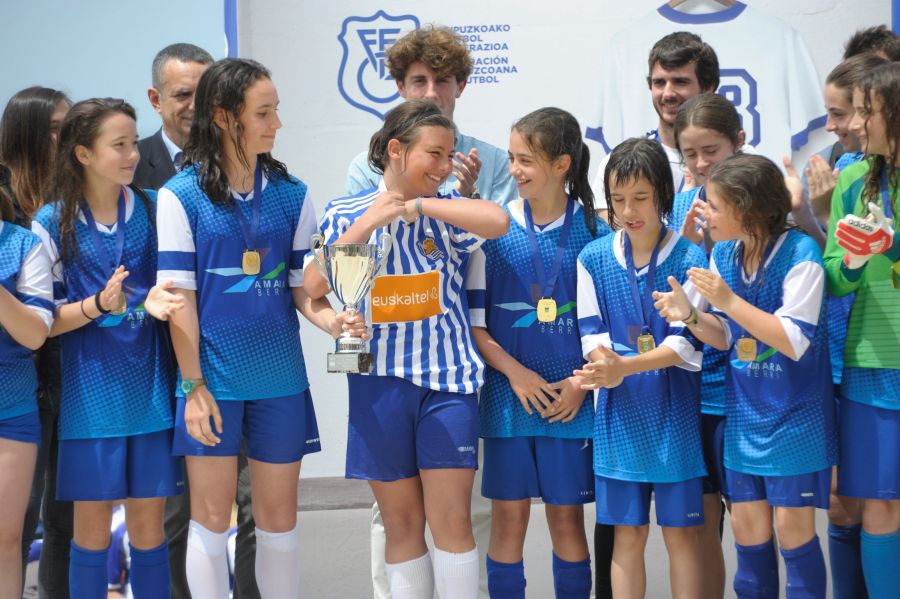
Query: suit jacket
134,128,177,191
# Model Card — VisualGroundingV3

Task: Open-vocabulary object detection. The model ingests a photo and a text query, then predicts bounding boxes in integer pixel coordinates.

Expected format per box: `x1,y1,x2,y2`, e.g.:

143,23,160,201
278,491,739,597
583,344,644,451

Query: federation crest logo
417,237,445,262
337,11,420,120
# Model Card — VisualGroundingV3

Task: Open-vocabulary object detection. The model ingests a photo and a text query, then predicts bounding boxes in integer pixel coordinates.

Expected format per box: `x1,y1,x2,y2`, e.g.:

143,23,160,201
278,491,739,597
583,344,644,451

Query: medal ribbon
523,197,574,300
734,236,778,341
623,226,667,337
881,169,895,220
81,187,127,277
232,162,263,251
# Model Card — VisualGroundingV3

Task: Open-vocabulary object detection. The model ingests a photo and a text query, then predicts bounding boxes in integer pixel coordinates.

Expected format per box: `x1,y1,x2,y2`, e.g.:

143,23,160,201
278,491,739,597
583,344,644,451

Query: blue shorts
725,467,831,508
837,399,900,500
700,414,726,496
57,428,183,501
482,436,594,505
173,390,321,464
0,409,40,445
594,475,704,528
346,374,478,481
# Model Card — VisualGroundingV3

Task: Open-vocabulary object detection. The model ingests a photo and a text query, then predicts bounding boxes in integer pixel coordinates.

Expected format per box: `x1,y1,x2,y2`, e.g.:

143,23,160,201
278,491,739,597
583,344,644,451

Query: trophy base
327,352,374,374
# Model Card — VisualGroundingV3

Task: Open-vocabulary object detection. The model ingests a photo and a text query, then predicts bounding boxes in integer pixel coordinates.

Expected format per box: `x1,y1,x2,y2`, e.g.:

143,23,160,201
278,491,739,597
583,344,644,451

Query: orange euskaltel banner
369,271,443,324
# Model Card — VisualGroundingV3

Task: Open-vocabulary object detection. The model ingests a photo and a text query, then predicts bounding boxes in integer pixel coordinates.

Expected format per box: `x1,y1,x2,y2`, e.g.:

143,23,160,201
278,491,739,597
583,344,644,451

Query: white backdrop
238,0,891,478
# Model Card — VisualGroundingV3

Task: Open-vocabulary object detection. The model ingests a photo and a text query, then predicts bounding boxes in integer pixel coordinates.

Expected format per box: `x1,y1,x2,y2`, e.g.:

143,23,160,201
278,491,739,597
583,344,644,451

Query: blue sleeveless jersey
711,230,836,475
577,231,708,483
0,222,54,419
33,192,176,439
471,202,611,438
157,166,311,400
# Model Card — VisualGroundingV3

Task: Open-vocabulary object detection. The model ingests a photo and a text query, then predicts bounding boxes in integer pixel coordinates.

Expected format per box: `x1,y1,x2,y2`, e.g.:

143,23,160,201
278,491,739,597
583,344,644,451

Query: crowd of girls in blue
1,51,898,599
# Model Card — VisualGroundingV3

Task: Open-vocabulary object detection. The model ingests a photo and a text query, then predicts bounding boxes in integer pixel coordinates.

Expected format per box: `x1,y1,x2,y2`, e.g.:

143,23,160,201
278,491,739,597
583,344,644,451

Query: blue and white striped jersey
318,182,485,394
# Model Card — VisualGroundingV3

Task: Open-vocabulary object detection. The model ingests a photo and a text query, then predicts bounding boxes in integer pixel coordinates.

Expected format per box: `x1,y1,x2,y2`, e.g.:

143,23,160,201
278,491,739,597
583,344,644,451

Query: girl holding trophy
156,58,362,597
305,99,508,599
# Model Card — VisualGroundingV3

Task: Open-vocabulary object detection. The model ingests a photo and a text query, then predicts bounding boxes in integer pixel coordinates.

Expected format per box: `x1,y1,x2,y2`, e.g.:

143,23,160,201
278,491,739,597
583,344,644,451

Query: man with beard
592,32,719,222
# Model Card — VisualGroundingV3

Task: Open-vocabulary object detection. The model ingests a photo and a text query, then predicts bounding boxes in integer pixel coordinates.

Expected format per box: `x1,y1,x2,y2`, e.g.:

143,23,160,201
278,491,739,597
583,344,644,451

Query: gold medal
737,337,758,362
242,249,261,275
111,293,127,316
637,333,656,354
536,297,557,323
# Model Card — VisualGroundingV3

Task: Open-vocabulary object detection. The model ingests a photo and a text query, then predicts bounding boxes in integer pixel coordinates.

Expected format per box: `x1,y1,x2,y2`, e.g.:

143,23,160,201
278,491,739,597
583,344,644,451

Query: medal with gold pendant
636,327,656,354
536,297,557,323
524,198,574,327
234,164,264,277
736,336,757,362
242,249,261,275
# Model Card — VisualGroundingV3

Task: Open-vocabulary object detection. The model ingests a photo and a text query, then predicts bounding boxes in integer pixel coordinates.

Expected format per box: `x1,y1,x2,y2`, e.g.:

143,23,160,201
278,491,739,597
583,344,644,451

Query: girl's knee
615,525,649,550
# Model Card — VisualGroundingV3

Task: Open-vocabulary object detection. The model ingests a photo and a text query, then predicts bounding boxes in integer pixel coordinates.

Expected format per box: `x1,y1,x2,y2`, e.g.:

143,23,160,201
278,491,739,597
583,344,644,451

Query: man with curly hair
346,25,516,207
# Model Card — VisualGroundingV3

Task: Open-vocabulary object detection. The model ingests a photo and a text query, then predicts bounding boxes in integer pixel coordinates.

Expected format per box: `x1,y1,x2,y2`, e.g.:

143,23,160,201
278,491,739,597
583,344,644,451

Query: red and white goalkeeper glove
836,202,894,268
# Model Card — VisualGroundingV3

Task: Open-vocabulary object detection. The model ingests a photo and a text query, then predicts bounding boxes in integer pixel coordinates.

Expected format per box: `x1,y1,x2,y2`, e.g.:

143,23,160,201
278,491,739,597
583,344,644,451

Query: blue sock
780,535,826,599
552,553,592,599
861,529,900,599
828,523,868,599
129,541,171,598
69,542,109,599
486,555,525,599
734,539,779,599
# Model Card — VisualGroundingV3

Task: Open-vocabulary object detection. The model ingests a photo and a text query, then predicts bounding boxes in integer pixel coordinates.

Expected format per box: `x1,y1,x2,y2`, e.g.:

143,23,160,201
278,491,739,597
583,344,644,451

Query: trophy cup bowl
310,232,391,373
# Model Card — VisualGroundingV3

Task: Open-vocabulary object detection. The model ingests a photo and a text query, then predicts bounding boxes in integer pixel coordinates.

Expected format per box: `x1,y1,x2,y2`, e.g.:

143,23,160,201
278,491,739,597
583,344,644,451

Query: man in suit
136,43,261,599
134,43,213,190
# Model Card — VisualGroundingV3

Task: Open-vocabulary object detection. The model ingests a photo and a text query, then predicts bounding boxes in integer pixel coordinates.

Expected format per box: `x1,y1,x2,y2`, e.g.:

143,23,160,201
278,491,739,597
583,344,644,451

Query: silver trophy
310,233,392,373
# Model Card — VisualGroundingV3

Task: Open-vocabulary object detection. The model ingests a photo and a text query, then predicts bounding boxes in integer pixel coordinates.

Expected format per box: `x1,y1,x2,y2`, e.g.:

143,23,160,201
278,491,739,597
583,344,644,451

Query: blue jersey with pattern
841,367,900,411
0,223,54,419
577,232,708,483
472,202,611,438
711,231,836,475
157,167,310,400
670,186,728,415
826,151,864,385
33,193,176,439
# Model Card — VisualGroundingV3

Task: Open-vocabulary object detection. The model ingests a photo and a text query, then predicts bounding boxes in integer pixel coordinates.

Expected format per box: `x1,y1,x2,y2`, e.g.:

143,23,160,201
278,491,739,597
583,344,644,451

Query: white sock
385,552,434,599
255,523,301,598
433,547,479,599
185,520,230,599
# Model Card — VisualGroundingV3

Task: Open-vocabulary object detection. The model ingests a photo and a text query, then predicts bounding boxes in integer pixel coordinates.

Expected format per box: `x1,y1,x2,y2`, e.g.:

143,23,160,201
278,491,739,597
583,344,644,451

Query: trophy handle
373,233,392,278
309,233,328,280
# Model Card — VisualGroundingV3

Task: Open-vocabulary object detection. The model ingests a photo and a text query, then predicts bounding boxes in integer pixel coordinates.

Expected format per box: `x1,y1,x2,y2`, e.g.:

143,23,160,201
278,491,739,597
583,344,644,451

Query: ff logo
338,11,420,120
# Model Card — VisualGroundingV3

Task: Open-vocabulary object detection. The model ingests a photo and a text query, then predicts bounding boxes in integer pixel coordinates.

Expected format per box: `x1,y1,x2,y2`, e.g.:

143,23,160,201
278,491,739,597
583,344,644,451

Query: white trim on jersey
19,243,54,331
290,192,317,287
155,186,196,289
76,186,136,231
30,221,64,308
576,259,610,359
774,260,823,359
2,222,54,331
466,247,486,328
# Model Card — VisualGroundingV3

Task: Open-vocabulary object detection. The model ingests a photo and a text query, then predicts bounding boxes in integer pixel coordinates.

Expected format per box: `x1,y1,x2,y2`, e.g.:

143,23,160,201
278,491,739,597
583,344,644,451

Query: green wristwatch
181,377,207,395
